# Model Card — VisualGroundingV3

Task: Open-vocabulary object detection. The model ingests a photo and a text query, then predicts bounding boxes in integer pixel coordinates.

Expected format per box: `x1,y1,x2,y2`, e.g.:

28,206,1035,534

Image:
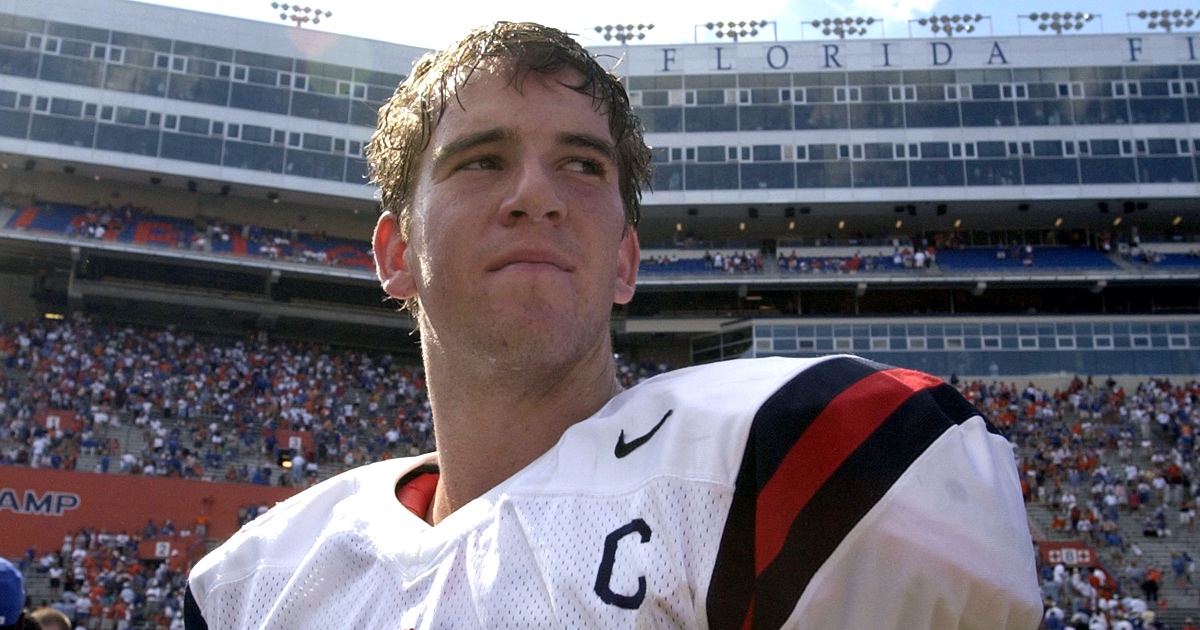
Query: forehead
430,68,610,138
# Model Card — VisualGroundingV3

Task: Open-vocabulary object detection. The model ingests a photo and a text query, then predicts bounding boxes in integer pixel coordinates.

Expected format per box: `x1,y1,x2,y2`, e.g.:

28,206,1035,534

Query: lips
487,247,575,272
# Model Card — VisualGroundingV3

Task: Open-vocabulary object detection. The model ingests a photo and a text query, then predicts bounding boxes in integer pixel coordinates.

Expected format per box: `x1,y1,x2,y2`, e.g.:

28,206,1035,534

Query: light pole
271,2,332,28
802,16,879,39
908,14,991,37
593,24,655,44
1130,9,1196,31
1020,12,1097,34
694,20,777,42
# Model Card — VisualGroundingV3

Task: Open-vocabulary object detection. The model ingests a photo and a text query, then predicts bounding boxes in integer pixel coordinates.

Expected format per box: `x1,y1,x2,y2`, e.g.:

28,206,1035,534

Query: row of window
652,139,1195,164
0,91,366,157
691,320,1200,367
17,31,398,102
758,333,1193,353
0,18,403,127
0,14,404,85
626,65,1198,92
650,156,1198,190
8,100,1199,188
755,322,1200,337
634,80,1195,107
635,97,1200,133
0,112,367,184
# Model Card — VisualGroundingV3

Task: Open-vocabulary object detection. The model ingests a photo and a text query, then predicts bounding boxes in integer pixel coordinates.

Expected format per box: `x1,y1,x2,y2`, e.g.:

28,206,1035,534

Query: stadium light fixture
696,20,776,42
953,219,963,228
788,221,796,230
895,219,903,229
271,2,332,28
1112,216,1122,226
908,13,991,37
738,222,746,231
1132,9,1197,31
1173,215,1183,226
1021,12,1097,35
595,23,655,44
1054,217,1063,227
801,16,879,39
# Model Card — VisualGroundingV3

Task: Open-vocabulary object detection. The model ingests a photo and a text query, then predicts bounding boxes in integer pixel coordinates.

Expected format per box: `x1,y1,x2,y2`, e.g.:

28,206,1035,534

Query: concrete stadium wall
0,270,39,321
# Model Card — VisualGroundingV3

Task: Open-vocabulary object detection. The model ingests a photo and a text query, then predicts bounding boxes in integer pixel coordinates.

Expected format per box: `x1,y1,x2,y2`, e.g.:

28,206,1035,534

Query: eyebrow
430,128,617,172
430,127,513,172
557,132,617,163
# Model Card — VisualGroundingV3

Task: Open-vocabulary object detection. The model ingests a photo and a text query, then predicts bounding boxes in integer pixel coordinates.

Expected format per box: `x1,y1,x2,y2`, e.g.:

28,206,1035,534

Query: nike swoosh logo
615,410,673,459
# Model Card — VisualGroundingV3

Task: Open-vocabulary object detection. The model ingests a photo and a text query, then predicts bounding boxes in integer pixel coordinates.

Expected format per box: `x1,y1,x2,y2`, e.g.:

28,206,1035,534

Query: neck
419,332,621,525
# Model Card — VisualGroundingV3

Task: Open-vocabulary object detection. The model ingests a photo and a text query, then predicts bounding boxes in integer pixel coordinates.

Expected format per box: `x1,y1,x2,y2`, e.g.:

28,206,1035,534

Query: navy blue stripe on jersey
706,356,879,630
184,584,209,630
705,358,982,630
752,381,976,628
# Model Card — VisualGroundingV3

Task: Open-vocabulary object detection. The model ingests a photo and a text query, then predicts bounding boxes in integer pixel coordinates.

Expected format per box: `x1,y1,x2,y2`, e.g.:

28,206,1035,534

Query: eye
564,158,606,176
460,156,501,171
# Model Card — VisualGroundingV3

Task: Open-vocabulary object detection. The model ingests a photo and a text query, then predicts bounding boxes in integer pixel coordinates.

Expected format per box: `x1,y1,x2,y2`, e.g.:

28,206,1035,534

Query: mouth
488,249,574,273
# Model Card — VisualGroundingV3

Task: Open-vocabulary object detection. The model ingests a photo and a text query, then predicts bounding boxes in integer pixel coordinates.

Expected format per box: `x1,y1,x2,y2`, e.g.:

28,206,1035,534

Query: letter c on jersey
594,518,652,609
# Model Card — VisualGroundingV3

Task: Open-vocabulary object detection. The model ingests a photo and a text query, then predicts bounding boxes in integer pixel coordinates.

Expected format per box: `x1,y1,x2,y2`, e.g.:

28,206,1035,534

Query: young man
186,22,1041,628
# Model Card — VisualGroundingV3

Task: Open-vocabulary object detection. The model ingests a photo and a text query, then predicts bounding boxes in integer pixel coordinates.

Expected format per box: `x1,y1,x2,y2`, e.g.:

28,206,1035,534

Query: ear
372,212,417,300
613,228,639,305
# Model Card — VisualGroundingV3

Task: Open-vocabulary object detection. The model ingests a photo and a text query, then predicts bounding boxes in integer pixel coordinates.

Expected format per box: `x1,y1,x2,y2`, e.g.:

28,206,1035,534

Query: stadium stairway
1020,408,1200,627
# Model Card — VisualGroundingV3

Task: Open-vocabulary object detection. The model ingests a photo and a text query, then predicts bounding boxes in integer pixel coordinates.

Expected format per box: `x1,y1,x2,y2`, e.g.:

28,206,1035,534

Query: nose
498,158,566,226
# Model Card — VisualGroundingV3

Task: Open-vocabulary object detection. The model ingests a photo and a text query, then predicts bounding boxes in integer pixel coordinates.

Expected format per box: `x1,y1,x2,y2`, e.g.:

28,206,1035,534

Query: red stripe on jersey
754,367,944,574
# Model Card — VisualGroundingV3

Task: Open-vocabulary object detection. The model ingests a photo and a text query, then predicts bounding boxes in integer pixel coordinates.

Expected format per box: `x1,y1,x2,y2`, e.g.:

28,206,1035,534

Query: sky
138,0,1152,49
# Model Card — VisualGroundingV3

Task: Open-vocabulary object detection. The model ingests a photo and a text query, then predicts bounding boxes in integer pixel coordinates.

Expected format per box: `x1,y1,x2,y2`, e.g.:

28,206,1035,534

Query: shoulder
189,454,433,604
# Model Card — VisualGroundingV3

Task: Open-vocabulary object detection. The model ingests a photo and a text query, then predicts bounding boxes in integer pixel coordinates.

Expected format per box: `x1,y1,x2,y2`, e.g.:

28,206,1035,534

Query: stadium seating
5,202,373,270
937,246,1120,271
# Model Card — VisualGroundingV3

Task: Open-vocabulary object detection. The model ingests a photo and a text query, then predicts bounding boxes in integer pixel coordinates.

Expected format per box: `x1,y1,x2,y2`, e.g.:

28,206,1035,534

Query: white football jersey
186,355,1041,629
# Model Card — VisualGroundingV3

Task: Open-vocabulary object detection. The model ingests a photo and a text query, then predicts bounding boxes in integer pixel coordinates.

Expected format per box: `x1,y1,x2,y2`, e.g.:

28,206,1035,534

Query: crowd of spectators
0,315,435,487
14,519,215,630
0,316,671,489
963,374,1200,628
7,313,1200,627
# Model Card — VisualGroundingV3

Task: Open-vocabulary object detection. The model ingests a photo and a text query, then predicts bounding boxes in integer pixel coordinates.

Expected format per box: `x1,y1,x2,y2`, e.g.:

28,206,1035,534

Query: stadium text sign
0,488,80,516
652,36,1196,73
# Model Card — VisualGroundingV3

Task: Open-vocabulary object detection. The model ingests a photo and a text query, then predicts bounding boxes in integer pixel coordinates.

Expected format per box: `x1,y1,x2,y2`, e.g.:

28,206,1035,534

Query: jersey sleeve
705,356,1042,630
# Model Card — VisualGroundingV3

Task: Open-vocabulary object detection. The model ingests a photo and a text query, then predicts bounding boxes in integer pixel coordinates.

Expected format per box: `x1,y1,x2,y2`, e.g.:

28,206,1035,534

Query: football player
186,21,1041,629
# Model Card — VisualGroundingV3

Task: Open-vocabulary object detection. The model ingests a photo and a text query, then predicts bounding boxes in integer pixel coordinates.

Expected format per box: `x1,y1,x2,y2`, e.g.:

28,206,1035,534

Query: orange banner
35,410,82,434
0,465,298,558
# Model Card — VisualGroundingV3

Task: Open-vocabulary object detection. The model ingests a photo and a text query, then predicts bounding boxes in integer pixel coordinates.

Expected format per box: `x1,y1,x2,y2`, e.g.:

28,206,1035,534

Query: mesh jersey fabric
187,355,1042,629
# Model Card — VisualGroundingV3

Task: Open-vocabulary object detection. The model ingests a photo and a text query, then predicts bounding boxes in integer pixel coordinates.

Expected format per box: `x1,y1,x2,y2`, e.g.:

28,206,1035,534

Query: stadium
0,0,1198,627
